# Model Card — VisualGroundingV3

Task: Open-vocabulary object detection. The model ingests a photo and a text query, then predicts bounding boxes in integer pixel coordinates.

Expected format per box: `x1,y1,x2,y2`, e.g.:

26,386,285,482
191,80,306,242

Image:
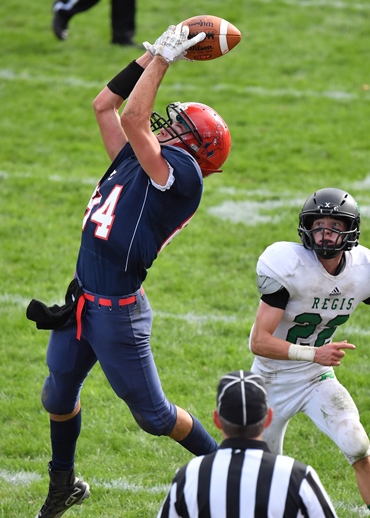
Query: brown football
178,15,242,61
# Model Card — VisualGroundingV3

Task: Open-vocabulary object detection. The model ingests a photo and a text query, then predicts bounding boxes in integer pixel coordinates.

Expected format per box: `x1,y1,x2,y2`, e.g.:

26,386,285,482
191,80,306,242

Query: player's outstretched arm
121,26,204,186
93,51,153,162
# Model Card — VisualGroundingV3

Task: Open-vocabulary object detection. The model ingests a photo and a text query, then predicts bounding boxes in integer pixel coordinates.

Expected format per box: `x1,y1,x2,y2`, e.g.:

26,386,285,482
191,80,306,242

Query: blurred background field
1,0,370,516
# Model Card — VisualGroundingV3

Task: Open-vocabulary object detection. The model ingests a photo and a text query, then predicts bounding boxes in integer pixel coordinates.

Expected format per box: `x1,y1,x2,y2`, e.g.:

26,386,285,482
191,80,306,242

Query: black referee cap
216,370,268,426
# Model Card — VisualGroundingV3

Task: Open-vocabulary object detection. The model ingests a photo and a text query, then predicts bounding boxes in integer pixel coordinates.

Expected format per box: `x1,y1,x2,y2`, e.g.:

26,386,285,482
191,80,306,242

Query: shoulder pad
257,275,284,295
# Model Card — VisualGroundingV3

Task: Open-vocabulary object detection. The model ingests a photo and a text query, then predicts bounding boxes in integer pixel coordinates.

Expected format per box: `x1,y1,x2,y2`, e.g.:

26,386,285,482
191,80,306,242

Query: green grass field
1,0,370,516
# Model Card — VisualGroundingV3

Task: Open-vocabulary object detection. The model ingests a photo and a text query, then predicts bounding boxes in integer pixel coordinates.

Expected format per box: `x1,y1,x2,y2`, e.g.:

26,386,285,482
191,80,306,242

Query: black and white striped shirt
157,438,337,518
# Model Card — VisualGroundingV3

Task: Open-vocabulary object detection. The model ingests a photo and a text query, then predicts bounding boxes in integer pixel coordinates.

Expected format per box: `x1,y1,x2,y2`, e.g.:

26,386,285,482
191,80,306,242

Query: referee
157,370,338,518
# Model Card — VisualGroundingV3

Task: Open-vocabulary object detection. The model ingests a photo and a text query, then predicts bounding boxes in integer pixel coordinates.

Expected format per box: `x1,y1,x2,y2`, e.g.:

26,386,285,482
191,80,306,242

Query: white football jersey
251,241,370,374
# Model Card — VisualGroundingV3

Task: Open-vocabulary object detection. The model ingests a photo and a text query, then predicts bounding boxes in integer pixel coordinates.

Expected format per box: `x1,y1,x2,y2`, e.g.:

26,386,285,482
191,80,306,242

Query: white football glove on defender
143,25,206,63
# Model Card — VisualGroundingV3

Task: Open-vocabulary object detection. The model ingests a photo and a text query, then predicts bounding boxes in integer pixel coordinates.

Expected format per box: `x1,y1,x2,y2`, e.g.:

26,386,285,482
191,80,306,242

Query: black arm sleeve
107,60,145,99
261,286,290,310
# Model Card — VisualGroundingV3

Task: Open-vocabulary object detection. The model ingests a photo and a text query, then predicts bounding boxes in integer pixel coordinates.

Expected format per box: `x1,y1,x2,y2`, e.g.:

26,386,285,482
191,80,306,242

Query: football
178,15,242,61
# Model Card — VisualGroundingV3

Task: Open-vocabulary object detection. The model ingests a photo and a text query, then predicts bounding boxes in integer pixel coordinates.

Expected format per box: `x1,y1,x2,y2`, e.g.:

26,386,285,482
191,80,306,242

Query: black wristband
107,60,145,99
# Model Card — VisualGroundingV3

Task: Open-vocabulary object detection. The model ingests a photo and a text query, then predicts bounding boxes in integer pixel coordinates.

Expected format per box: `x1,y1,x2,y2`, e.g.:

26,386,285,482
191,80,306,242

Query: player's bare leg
168,406,193,440
353,456,370,508
49,399,81,423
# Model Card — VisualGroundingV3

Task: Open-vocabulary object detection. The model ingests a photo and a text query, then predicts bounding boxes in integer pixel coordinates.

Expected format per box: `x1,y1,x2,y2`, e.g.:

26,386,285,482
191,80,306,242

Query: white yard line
1,69,369,102
90,477,169,493
3,292,370,338
154,311,240,323
3,171,370,227
0,468,369,514
0,469,41,485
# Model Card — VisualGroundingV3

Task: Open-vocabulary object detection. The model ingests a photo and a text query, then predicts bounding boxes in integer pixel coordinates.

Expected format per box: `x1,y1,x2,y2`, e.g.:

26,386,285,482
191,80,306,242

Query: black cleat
35,462,90,518
52,9,70,41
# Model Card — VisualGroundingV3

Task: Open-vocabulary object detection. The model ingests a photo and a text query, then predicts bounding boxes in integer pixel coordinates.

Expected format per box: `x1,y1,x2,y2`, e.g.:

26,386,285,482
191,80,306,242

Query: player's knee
131,409,176,436
336,419,370,462
41,376,76,415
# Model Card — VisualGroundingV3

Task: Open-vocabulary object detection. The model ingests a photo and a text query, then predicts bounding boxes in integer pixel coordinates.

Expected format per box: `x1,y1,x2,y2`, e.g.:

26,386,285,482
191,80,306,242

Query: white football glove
143,24,206,64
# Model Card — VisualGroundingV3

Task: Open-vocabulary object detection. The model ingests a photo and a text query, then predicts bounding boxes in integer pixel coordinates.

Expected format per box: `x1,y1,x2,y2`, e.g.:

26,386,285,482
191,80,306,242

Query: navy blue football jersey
76,143,203,295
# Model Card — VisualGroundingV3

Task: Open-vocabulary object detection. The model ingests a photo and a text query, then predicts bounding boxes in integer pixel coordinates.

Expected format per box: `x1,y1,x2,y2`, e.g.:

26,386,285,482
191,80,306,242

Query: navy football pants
42,289,177,436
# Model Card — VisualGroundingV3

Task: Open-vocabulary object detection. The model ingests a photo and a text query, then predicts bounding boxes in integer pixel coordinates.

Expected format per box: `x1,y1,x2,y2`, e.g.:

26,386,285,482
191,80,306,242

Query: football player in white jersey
250,187,370,510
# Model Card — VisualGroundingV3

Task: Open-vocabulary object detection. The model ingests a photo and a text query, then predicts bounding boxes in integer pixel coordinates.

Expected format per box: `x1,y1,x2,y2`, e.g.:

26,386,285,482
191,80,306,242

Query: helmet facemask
151,102,202,152
299,217,357,258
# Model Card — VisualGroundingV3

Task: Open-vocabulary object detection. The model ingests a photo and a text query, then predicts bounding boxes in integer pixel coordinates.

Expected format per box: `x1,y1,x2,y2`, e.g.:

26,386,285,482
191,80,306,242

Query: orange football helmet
151,102,231,177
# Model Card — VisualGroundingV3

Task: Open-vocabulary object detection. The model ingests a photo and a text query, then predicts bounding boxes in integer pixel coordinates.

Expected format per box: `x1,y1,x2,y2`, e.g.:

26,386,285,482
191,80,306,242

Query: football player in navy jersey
31,25,231,518
249,188,370,510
